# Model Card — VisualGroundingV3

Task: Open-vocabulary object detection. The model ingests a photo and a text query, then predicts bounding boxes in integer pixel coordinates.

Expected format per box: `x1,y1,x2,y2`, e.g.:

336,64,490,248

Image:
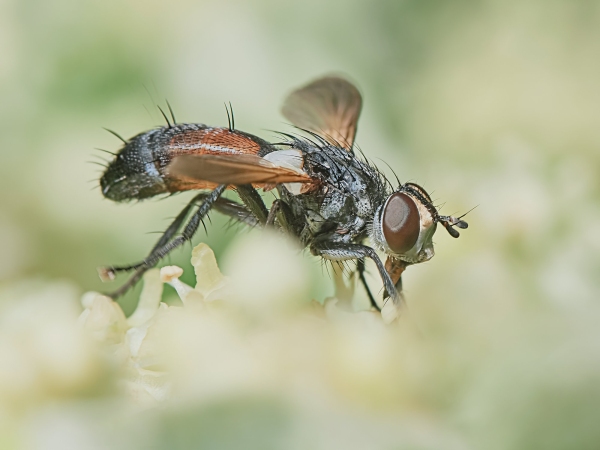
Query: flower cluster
79,237,393,408
1,232,599,449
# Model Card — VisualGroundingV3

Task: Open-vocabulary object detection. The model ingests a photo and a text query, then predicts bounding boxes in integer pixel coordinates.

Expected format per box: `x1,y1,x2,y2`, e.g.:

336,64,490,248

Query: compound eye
382,193,420,254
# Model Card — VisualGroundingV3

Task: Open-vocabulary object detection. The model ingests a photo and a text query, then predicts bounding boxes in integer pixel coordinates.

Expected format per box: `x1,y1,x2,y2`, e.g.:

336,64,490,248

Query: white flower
3,238,600,450
0,281,108,411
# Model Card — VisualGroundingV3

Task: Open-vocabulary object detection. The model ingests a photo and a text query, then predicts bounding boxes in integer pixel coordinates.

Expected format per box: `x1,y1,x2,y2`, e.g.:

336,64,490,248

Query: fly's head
371,183,468,265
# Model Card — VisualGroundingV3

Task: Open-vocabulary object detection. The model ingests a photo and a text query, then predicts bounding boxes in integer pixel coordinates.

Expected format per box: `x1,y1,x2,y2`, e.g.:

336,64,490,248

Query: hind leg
99,185,227,298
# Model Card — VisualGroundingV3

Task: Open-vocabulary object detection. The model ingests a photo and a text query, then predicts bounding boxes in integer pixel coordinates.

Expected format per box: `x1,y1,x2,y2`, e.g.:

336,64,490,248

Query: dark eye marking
382,193,420,254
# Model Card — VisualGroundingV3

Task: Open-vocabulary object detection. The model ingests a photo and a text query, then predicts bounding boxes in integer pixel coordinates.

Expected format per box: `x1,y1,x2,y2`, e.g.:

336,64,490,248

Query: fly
98,76,468,317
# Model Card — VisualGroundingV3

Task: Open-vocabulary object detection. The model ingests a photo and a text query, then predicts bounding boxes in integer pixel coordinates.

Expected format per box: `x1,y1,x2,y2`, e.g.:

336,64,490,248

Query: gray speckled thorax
276,138,388,246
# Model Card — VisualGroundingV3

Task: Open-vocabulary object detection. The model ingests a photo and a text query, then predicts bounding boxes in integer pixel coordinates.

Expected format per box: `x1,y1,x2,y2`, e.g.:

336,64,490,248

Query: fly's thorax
271,139,389,242
371,187,437,264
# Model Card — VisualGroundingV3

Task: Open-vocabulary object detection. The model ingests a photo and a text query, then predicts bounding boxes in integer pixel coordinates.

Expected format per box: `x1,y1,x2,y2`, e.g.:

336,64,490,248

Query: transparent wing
281,76,362,151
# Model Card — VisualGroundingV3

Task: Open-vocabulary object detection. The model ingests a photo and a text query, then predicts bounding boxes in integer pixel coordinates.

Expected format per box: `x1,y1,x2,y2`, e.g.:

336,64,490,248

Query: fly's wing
166,154,316,186
160,125,280,193
281,76,362,151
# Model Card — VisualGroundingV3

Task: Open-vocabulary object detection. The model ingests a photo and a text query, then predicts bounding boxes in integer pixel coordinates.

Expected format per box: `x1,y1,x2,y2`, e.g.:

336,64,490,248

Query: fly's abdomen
100,128,168,201
100,123,275,202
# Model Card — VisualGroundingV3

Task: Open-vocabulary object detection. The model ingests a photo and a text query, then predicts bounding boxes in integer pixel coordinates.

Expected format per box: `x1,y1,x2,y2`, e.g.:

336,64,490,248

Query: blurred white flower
3,238,600,449
0,281,108,411
222,230,310,315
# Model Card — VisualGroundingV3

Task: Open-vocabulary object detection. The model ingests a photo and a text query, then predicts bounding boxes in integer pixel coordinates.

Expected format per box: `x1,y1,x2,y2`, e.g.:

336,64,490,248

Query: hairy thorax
278,141,388,245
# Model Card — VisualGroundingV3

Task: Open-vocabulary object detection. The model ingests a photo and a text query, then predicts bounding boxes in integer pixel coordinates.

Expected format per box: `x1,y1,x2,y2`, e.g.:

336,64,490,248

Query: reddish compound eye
382,193,420,254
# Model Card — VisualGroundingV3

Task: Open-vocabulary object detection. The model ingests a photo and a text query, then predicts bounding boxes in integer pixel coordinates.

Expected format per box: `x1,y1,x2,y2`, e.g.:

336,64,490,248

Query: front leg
311,241,403,317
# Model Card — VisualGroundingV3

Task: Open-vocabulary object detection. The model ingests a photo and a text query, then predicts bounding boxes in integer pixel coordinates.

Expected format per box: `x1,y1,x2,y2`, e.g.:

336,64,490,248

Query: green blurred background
1,0,599,314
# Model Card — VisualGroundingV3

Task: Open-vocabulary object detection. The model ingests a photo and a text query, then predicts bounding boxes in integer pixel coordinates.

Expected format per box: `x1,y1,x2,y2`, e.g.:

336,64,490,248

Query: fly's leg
311,241,402,310
266,199,281,226
98,191,209,280
236,185,269,225
357,258,381,311
195,194,261,227
266,199,297,235
99,185,227,298
128,184,226,267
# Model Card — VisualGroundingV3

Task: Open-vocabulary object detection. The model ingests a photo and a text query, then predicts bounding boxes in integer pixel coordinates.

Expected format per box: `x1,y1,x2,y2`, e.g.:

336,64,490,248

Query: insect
98,76,468,316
